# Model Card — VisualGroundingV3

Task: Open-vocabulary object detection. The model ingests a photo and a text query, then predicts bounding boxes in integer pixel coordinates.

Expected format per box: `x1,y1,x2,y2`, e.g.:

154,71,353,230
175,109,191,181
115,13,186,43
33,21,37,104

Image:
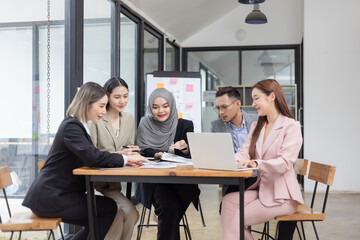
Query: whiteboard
146,71,202,132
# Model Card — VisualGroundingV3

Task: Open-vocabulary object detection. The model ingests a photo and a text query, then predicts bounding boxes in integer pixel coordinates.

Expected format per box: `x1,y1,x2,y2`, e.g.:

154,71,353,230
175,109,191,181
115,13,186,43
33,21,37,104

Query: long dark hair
249,79,294,159
103,77,129,109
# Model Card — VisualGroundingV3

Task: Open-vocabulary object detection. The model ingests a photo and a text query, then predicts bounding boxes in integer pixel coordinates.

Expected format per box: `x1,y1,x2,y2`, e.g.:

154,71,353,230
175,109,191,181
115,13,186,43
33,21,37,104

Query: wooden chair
258,158,309,240
136,205,192,240
0,166,64,240
274,161,336,240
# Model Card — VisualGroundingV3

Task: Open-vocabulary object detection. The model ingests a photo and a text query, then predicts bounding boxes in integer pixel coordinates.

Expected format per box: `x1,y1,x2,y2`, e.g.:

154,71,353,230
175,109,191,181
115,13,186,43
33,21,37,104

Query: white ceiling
126,0,304,46
127,0,239,43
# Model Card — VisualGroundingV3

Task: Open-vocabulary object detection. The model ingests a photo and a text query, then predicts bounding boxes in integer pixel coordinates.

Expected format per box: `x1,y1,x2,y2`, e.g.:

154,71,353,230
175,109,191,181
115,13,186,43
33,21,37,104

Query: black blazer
140,118,193,158
135,119,196,209
23,117,125,214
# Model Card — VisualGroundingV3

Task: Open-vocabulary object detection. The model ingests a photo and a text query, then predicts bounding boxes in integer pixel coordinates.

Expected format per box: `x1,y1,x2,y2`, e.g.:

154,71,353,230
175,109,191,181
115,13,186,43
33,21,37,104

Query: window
120,13,138,118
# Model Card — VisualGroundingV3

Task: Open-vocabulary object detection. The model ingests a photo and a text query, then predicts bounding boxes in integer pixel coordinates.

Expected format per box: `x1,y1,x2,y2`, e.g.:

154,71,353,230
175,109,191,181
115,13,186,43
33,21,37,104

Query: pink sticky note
185,103,193,108
186,84,194,92
170,78,178,84
34,86,39,94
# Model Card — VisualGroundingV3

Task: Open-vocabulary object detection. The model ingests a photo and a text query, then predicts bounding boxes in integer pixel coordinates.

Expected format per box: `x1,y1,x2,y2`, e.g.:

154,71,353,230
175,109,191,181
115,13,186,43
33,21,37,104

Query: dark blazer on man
23,117,125,214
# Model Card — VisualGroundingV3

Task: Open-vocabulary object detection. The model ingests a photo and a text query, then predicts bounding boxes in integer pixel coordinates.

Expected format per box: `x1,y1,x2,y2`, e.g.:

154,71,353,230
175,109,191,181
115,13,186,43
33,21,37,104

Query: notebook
187,132,258,171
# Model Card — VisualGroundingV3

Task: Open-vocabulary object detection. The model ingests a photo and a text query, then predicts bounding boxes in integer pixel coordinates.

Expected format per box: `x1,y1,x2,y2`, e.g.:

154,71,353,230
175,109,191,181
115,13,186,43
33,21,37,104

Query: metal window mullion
111,1,121,77
64,0,84,112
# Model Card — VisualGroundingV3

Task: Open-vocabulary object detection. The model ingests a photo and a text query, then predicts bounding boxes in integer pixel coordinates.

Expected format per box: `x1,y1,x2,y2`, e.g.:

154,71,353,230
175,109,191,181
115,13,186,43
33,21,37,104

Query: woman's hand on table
237,159,258,168
154,152,164,159
125,154,150,167
169,140,189,154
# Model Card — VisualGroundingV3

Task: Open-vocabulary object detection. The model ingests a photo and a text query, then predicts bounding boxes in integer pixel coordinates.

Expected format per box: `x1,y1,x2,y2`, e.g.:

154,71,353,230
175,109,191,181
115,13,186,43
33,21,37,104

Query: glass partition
144,29,160,79
120,13,138,119
241,49,295,85
166,41,179,71
83,0,111,85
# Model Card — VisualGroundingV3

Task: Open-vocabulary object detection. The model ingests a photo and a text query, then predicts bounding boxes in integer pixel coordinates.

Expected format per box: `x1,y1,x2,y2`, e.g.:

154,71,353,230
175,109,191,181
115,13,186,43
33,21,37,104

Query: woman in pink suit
221,79,303,240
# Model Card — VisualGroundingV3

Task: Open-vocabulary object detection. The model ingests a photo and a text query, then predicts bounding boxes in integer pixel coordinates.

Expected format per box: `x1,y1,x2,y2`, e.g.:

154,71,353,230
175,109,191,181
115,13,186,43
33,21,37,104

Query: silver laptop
187,132,246,171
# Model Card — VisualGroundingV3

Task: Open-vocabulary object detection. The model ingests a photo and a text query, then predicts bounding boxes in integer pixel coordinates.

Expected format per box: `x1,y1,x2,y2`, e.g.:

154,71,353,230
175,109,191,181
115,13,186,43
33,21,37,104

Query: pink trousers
221,190,298,240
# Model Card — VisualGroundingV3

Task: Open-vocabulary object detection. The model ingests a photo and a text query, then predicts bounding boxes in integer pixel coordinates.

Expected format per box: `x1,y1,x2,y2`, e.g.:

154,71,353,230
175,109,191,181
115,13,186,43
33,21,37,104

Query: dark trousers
278,221,297,240
152,183,200,240
33,195,117,240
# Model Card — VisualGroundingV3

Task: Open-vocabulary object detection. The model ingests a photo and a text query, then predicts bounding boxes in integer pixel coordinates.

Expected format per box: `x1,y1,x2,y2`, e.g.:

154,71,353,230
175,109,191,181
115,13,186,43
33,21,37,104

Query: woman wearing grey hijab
135,88,200,240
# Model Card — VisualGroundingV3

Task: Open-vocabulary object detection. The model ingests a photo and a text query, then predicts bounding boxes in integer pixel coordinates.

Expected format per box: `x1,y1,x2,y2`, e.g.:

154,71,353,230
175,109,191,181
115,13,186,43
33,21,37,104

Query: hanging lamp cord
46,0,51,146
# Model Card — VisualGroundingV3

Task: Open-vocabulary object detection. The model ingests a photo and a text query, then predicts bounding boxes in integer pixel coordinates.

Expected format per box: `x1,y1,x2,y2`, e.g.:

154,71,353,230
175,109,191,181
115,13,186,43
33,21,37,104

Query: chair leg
59,224,65,240
260,223,266,240
182,213,192,240
295,223,303,240
198,199,206,227
146,205,151,227
137,206,147,240
182,216,189,240
47,230,54,240
9,231,14,240
300,221,306,240
312,221,320,240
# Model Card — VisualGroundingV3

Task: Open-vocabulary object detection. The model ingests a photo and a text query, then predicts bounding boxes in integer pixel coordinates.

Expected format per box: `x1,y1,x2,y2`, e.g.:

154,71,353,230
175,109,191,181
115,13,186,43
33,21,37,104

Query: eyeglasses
213,100,237,113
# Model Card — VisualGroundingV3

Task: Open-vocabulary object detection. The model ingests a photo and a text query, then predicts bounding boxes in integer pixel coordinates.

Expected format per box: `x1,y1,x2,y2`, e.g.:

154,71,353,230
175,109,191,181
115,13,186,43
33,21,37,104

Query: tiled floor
1,185,360,239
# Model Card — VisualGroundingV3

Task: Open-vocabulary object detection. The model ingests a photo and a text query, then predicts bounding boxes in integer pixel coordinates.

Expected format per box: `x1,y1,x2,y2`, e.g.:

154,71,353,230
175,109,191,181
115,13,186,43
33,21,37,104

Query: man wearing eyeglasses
211,86,258,195
212,86,297,240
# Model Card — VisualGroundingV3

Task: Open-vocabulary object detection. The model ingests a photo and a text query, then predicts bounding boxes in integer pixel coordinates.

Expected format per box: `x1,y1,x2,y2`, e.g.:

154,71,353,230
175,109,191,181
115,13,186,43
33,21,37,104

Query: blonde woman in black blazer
23,82,147,240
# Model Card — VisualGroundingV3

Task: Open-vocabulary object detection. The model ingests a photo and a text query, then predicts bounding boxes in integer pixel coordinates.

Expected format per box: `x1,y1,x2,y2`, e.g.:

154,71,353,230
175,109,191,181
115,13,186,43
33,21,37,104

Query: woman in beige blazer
88,77,140,240
221,79,303,240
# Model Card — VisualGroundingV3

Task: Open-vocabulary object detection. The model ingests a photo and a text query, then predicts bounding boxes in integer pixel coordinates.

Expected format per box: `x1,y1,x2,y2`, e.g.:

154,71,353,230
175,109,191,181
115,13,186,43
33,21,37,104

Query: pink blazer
235,114,304,206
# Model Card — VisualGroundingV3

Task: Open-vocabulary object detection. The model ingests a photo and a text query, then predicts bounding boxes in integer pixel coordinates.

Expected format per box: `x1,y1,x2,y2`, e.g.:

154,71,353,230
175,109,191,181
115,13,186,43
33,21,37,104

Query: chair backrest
307,161,336,213
294,158,308,176
308,161,336,186
38,161,45,172
0,166,12,190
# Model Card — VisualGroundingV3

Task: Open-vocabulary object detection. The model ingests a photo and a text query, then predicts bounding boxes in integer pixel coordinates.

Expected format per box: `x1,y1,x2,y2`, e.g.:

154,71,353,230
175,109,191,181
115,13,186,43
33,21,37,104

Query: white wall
304,0,360,191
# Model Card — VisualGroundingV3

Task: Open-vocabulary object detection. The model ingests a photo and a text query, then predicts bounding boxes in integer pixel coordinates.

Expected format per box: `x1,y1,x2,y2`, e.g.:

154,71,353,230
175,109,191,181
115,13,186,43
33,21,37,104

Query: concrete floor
132,185,360,240
1,185,360,239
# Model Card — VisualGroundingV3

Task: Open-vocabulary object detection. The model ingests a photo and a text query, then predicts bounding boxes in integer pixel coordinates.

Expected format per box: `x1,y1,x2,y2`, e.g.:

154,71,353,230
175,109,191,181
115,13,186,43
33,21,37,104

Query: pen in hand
122,145,141,153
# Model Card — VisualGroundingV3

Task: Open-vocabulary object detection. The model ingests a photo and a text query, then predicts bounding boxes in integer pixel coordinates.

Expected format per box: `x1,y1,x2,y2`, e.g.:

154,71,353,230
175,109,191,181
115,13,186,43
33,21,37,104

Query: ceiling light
245,4,267,24
238,0,265,4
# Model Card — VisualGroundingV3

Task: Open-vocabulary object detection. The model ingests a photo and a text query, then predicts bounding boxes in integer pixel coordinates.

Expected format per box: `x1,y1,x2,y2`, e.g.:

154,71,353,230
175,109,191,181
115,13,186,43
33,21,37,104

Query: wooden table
73,166,254,240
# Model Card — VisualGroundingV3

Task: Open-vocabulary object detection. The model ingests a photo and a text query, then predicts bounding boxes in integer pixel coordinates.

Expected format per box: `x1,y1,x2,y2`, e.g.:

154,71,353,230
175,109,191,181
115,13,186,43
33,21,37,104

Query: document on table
161,152,192,164
139,162,177,169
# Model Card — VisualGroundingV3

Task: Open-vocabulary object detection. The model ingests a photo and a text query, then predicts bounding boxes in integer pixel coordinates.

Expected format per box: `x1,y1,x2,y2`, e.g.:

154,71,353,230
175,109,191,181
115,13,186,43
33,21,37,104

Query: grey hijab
136,88,178,151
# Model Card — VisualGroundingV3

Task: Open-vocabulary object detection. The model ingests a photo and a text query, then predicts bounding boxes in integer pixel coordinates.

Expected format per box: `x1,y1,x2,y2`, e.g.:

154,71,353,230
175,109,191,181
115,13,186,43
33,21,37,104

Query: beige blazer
88,112,135,153
88,112,135,191
235,114,304,207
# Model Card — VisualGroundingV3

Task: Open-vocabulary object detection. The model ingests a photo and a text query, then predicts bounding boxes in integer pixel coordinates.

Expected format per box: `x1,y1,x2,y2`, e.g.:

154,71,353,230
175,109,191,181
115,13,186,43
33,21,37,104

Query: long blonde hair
66,82,107,121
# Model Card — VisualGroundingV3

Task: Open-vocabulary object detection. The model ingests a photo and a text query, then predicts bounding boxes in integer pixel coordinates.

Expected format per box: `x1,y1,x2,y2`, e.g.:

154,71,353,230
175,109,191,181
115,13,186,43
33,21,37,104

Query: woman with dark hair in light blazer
221,79,303,240
88,77,139,240
22,82,147,240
